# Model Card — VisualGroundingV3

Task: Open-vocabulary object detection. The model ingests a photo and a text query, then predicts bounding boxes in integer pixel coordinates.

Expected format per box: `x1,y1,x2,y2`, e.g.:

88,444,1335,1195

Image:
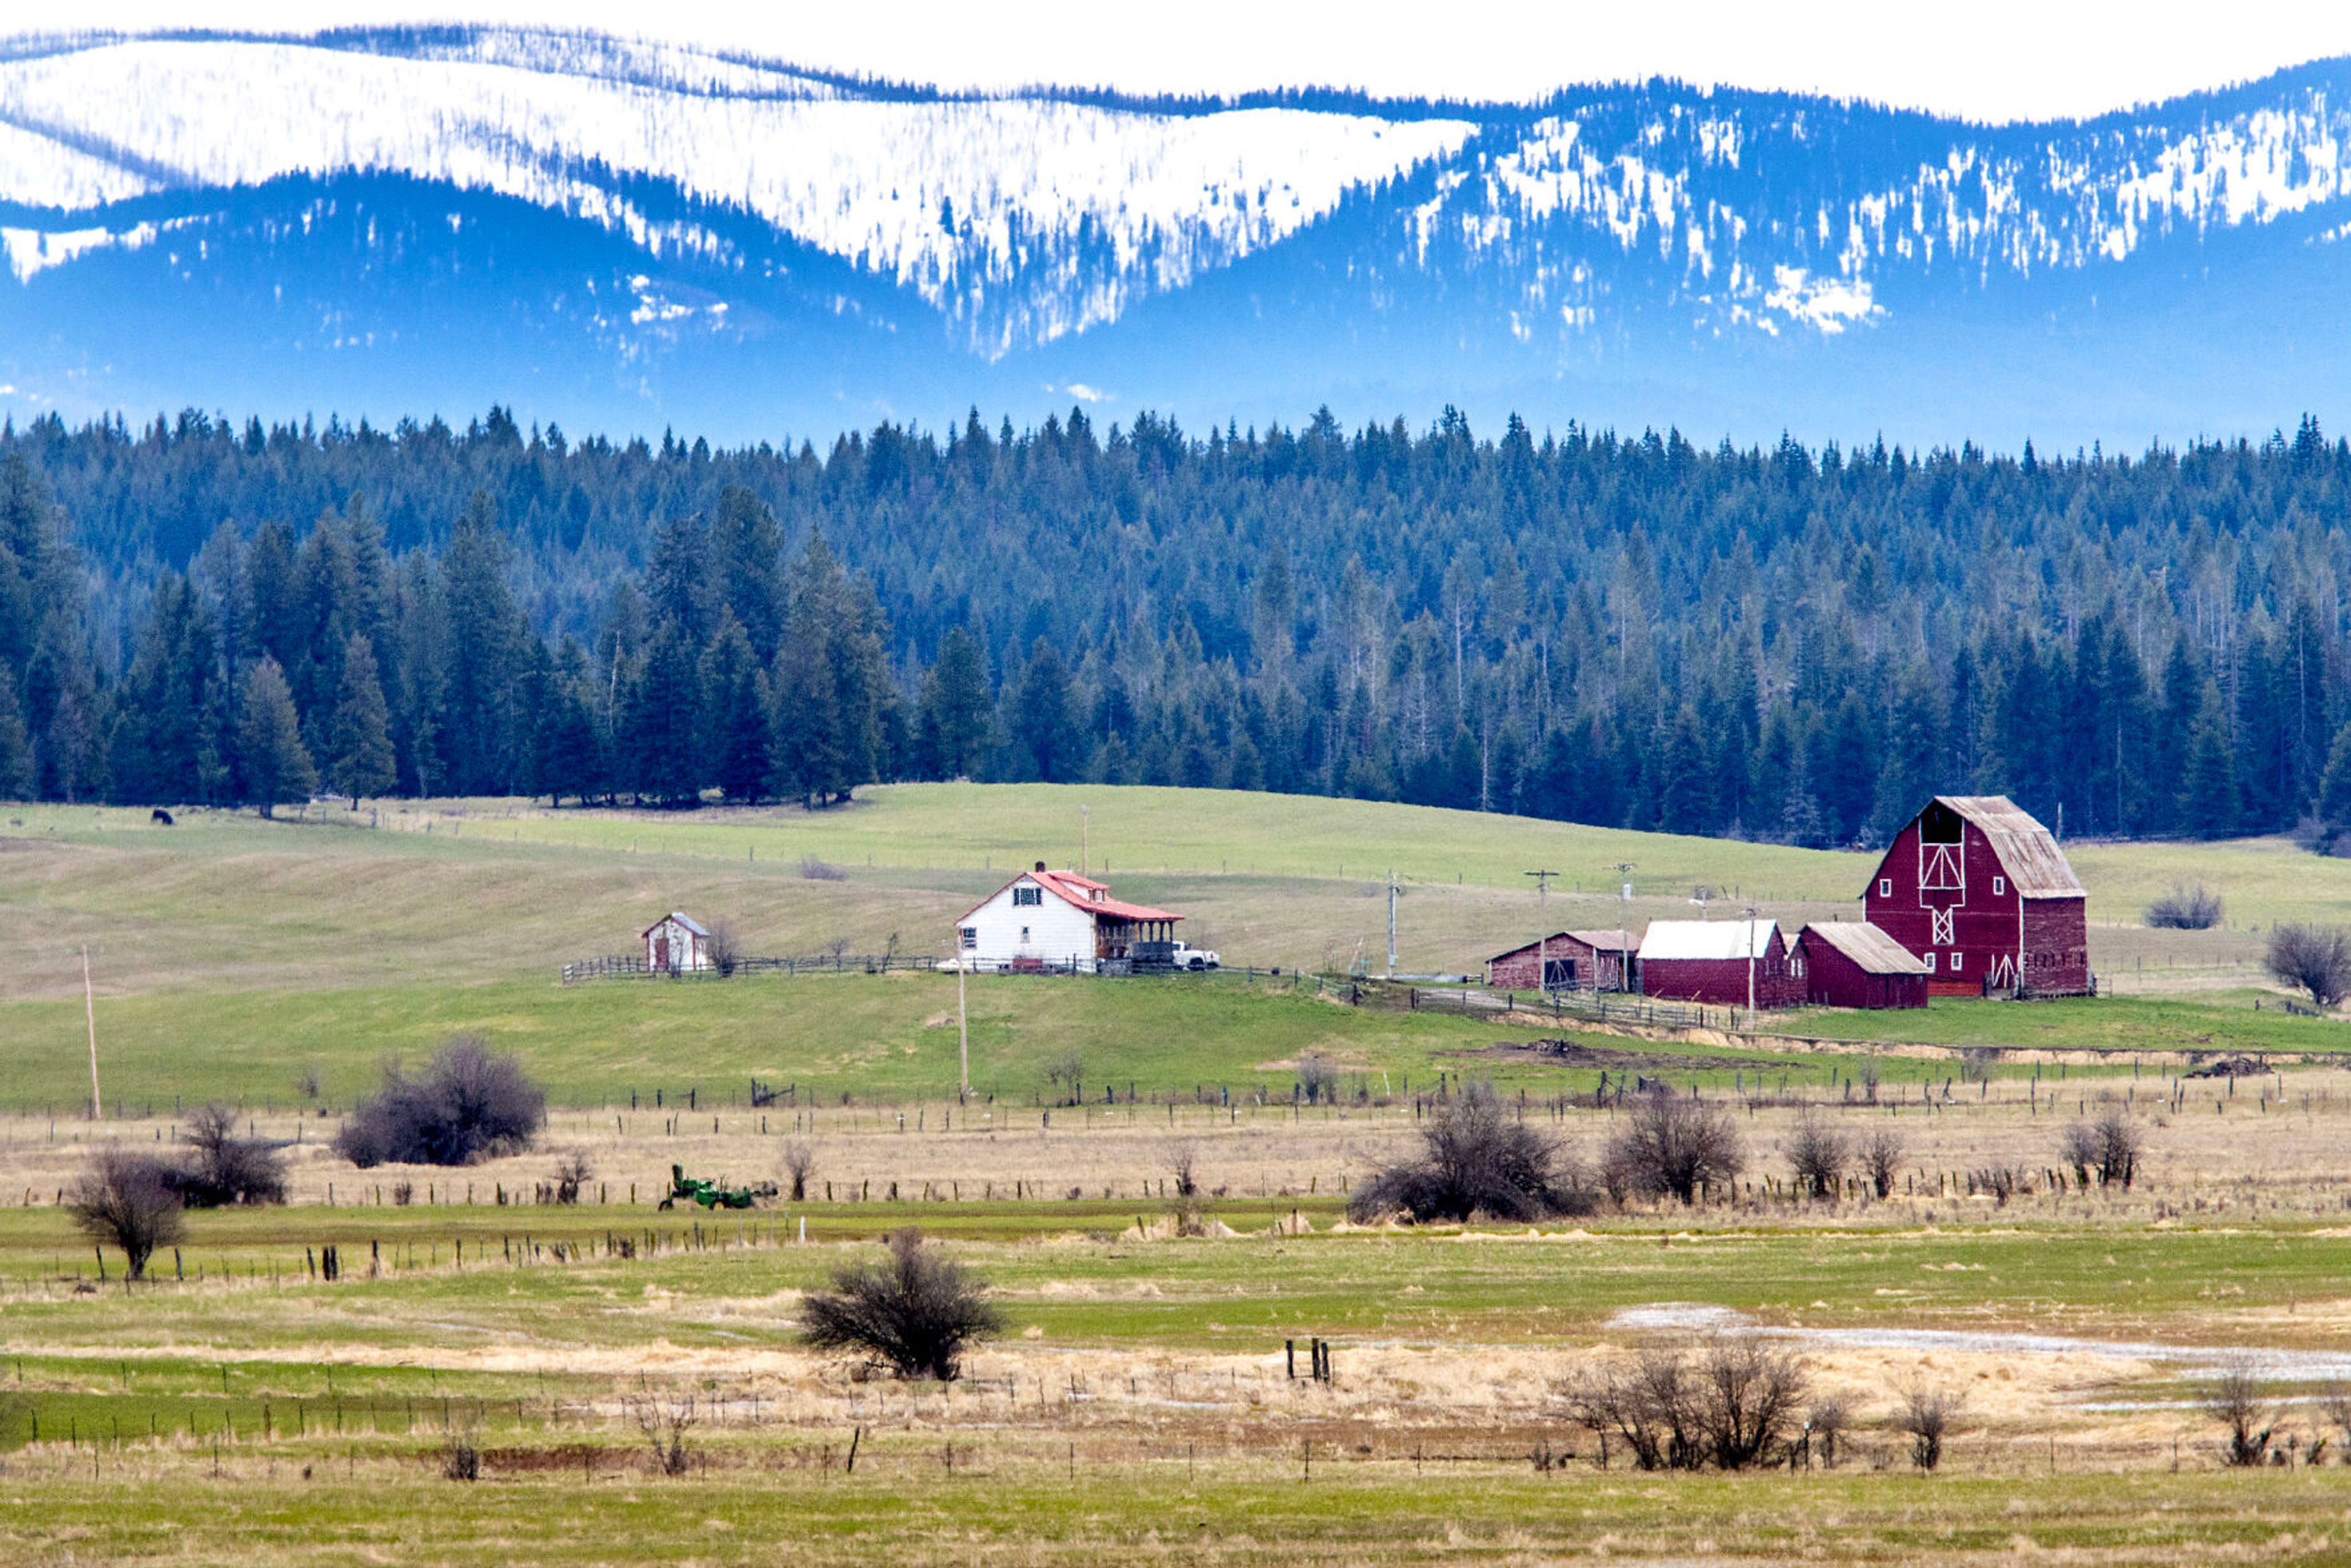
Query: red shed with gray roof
1796,921,1929,1010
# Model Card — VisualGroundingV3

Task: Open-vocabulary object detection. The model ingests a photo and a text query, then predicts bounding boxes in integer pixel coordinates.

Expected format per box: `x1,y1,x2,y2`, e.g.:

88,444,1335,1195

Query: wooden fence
1404,985,1737,1032
560,953,942,985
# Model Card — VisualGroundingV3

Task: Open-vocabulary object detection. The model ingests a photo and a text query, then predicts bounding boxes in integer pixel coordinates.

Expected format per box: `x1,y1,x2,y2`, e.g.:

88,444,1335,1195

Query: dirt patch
1467,1038,1752,1073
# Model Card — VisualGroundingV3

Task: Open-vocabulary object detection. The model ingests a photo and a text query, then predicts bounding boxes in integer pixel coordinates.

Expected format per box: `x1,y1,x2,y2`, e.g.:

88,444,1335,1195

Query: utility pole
1385,869,1400,975
1612,863,1637,992
1742,904,1760,1036
82,945,100,1120
957,951,971,1097
1526,869,1559,993
1079,803,1090,876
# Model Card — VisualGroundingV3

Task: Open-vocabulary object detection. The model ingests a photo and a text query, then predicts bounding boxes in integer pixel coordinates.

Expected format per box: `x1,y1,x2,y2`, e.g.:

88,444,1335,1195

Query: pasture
9,785,2351,1562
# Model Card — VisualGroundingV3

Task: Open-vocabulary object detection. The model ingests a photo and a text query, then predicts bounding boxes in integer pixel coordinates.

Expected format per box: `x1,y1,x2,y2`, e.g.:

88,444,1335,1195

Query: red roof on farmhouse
956,870,1182,925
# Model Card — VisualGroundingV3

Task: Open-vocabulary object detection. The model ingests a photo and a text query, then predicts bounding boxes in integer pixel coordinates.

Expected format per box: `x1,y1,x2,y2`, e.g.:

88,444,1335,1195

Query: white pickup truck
1168,941,1220,972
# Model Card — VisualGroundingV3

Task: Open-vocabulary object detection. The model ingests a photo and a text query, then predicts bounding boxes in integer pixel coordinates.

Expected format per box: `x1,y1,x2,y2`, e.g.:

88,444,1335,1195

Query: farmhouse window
1013,885,1043,907
1019,926,1031,943
1880,878,1892,898
959,926,977,950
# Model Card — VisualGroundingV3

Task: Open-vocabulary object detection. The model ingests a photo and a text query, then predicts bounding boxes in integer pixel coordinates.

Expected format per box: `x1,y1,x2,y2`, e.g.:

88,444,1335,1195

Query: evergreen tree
917,625,992,779
0,665,31,800
700,614,770,803
326,632,397,806
235,656,318,816
1005,638,1081,782
2177,680,2241,838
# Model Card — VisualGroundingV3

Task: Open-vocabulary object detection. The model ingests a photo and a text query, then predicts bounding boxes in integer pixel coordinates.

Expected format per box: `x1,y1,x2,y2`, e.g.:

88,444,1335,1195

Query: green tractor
658,1163,771,1210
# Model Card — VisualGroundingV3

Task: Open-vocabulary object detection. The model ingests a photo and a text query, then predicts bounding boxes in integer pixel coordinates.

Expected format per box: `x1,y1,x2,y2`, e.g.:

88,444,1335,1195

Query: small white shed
643,912,712,973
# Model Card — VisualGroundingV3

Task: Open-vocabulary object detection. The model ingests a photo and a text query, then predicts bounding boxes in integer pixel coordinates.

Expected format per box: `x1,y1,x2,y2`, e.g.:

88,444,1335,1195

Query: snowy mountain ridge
1,27,2349,441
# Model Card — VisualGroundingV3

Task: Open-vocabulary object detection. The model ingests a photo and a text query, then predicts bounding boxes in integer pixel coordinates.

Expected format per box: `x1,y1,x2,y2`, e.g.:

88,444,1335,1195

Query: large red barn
1637,919,1803,1010
1863,797,2089,997
1796,921,1929,1010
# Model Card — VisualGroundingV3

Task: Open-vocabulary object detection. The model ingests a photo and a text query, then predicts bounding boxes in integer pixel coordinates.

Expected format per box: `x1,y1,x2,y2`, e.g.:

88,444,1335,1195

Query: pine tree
1006,638,1081,782
0,665,31,800
2177,680,2241,839
236,656,318,817
917,625,992,779
326,632,397,806
700,614,769,803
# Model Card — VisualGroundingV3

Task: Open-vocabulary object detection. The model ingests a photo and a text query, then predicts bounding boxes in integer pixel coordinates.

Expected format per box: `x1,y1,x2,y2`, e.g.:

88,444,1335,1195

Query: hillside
3,28,2351,439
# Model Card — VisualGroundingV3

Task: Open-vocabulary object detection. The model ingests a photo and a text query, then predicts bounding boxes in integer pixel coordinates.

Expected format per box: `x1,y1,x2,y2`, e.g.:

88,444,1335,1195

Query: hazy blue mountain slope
1,28,2347,441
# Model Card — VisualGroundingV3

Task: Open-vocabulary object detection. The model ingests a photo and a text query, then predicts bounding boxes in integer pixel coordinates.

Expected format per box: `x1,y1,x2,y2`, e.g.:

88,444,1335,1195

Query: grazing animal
151,808,174,825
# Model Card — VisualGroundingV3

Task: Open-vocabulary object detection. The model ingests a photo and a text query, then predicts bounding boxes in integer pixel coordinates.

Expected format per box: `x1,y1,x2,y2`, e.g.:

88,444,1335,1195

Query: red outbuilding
1796,921,1930,1010
1862,796,2090,997
1637,918,1804,1010
1485,929,1634,991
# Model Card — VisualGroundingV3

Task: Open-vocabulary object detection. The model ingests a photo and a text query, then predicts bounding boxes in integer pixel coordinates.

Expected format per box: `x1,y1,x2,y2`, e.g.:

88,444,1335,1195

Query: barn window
1992,876,2005,896
1924,952,1937,971
1951,951,1963,972
1879,878,1892,898
1013,885,1043,907
959,926,977,950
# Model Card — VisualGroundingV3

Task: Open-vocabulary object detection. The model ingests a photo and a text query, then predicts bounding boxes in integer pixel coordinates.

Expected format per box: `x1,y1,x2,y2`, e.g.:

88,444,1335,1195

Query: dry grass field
10,786,2351,1562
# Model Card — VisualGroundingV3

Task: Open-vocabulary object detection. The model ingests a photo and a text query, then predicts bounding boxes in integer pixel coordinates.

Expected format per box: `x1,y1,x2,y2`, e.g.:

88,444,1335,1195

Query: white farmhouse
642,912,711,973
955,862,1182,971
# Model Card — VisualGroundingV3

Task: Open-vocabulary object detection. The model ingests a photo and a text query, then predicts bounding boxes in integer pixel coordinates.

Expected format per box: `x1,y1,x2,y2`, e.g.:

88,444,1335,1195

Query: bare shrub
2060,1107,2143,1189
1568,1339,1805,1471
706,919,743,978
66,1149,186,1280
1602,1093,1742,1205
800,1228,1004,1381
440,1425,481,1481
1807,1391,1855,1468
1970,1166,2020,1206
1348,1081,1594,1223
1957,1047,2000,1085
781,1141,816,1202
633,1399,695,1476
2267,923,2351,1008
1786,1113,1847,1199
170,1102,288,1207
798,855,847,881
552,1151,593,1205
1897,1380,1965,1471
1161,1136,1201,1199
2211,1367,2275,1466
1043,1052,1085,1105
334,1035,546,1168
2320,1382,2351,1454
391,1180,414,1206
1856,1059,1881,1105
294,1065,323,1101
2146,882,2224,930
1296,1052,1338,1105
1859,1128,1904,1200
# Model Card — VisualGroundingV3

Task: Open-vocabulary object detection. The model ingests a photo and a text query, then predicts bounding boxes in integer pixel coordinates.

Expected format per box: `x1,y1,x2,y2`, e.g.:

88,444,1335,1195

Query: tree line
8,403,2351,846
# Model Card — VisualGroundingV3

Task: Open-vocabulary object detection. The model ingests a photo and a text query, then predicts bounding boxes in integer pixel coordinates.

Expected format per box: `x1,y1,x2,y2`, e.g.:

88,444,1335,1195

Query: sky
42,1,2351,123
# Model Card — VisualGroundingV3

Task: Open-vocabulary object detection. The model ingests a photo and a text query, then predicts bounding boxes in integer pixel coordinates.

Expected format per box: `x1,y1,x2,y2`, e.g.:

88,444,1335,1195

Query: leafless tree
1859,1128,1904,1200
553,1150,593,1205
2319,1382,2351,1455
1786,1112,1847,1199
66,1149,186,1280
1567,1339,1806,1471
171,1102,288,1207
1296,1052,1338,1105
2267,923,2351,1008
1043,1052,1086,1105
1957,1046,2000,1086
334,1035,546,1167
1349,1081,1594,1223
2210,1367,2276,1466
1602,1093,1742,1204
706,919,743,978
1896,1379,1965,1472
798,855,847,881
800,1228,1005,1381
1806,1391,1854,1468
2145,882,2224,930
632,1398,696,1476
1161,1136,1201,1199
1856,1059,1881,1105
781,1141,816,1202
2060,1107,2144,1190
440,1421,482,1481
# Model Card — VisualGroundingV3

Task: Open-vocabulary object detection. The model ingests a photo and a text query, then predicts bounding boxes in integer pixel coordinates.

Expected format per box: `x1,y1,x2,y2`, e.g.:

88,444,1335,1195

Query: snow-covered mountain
1,26,2347,443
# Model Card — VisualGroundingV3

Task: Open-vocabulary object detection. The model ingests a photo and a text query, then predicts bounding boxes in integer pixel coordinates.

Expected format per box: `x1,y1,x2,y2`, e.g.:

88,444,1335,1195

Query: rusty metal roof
1639,918,1780,961
1935,795,2085,898
1799,920,1928,975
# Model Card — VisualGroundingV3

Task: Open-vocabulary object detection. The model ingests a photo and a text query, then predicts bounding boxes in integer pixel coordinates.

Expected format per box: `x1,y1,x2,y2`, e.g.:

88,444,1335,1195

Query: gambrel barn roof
1928,797,2084,897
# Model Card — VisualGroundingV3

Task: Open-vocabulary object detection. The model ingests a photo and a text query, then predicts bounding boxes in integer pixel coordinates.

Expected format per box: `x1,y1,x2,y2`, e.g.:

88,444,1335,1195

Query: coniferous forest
4,402,2351,849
